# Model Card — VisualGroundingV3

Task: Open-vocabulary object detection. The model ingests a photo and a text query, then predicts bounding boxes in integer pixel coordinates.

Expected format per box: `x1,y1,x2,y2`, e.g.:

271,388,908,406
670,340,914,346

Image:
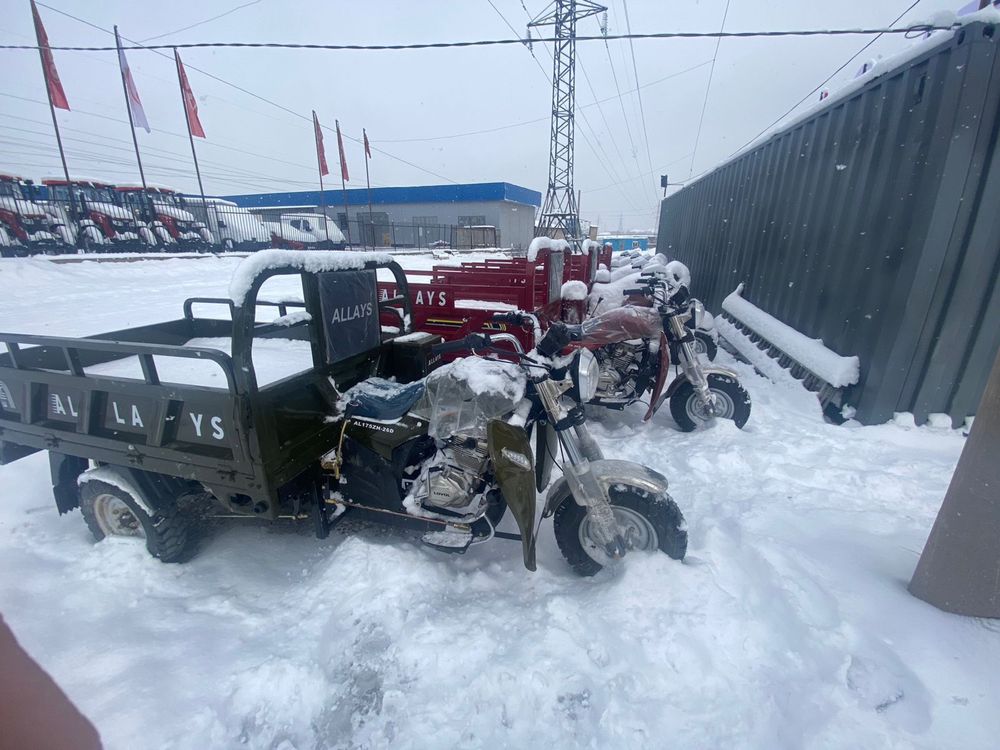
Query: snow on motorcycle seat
343,378,425,422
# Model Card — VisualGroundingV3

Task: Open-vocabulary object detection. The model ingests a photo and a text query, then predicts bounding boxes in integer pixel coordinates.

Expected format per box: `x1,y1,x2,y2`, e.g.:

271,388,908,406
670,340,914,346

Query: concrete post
909,343,1000,617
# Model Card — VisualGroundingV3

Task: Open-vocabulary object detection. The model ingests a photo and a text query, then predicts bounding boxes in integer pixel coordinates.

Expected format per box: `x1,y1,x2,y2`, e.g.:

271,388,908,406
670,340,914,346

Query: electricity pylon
529,0,606,244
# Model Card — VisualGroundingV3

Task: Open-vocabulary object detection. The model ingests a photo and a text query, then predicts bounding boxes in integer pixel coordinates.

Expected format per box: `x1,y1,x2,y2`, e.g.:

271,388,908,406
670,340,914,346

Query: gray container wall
658,22,1000,426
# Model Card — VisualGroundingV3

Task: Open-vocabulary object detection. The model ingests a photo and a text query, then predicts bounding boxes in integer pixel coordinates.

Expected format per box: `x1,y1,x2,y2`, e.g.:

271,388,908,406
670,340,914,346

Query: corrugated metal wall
658,22,1000,426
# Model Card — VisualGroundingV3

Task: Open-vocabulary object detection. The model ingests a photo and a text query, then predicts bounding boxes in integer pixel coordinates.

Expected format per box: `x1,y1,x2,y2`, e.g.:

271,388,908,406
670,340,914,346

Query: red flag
175,50,205,138
336,119,349,182
312,110,328,176
363,128,371,159
30,0,69,111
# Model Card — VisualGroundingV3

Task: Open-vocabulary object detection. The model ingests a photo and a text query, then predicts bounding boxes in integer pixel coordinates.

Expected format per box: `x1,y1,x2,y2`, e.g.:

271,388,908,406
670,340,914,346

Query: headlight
691,299,705,328
572,348,600,402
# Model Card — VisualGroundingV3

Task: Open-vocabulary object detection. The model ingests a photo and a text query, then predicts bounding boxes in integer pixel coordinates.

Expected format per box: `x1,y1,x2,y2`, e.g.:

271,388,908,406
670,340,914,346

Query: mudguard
488,419,537,571
642,332,671,421
542,458,669,518
647,364,741,420
534,421,557,492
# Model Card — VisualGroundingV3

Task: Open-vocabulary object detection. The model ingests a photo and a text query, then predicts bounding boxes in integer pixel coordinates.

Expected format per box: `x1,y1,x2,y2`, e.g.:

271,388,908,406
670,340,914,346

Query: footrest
421,526,473,554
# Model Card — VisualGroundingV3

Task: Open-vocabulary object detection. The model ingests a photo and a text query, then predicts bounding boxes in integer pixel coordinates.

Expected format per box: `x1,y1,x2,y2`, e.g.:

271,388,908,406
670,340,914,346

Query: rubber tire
79,478,189,563
669,372,751,432
693,330,718,361
553,486,687,577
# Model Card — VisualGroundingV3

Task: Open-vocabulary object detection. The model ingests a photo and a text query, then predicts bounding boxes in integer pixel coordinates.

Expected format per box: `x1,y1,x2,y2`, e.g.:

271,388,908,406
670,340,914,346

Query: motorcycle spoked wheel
669,372,751,432
553,486,687,576
692,330,717,361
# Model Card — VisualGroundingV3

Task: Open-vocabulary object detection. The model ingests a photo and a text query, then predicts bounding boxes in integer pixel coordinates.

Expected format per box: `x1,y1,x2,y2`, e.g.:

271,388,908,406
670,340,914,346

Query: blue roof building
222,182,540,250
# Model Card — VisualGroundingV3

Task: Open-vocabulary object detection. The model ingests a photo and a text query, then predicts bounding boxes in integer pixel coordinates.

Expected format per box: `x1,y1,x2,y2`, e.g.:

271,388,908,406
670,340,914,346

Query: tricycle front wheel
669,373,751,432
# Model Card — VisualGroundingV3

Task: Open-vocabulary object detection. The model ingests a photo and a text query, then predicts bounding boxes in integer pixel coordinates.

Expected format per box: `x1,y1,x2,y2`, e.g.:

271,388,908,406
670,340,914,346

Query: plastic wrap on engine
411,357,526,440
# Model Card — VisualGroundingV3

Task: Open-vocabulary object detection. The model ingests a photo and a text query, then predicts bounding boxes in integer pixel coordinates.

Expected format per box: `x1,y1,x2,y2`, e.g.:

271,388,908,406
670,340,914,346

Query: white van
202,198,270,251
283,213,346,246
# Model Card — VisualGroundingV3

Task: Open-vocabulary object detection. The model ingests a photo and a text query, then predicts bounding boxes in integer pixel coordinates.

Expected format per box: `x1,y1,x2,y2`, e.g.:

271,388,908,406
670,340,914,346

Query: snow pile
2,254,998,750
664,260,691,290
427,355,525,401
580,239,601,255
229,250,392,305
560,280,588,301
526,237,570,262
270,310,311,327
722,284,860,387
454,299,518,311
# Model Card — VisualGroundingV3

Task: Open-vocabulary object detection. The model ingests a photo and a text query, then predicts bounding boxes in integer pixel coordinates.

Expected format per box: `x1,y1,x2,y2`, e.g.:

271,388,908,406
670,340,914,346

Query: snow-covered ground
0,255,997,750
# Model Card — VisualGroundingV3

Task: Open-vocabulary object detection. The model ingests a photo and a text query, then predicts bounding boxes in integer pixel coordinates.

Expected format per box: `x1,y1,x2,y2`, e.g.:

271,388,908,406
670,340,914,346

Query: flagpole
336,119,352,247
30,1,70,188
173,48,208,228
364,128,374,249
114,26,149,198
36,51,69,186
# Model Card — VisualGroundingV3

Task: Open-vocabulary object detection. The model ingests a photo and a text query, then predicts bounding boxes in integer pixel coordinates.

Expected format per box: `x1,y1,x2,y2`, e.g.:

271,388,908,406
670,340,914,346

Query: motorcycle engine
596,343,644,398
424,436,490,509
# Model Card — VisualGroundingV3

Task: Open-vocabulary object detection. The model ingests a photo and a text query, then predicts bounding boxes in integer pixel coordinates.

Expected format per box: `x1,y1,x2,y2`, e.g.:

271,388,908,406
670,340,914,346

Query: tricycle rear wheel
80,478,189,562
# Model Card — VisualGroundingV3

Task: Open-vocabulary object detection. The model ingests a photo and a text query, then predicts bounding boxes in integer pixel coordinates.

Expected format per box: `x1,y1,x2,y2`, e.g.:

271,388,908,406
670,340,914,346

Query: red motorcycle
535,274,751,431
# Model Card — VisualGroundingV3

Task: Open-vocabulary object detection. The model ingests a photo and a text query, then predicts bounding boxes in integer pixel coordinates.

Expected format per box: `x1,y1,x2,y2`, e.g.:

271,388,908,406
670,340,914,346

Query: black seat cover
346,378,425,422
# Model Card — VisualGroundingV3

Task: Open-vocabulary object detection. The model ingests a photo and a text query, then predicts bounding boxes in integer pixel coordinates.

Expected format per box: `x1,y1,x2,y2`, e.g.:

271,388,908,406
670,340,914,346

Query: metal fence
657,21,1000,426
0,191,500,256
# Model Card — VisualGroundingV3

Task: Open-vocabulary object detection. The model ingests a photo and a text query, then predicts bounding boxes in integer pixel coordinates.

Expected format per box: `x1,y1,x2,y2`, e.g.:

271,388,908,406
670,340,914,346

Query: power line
33,2,460,185
0,23,957,52
376,58,712,144
139,0,263,43
588,151,694,193
722,0,925,166
496,0,644,214
688,0,731,177
620,0,656,206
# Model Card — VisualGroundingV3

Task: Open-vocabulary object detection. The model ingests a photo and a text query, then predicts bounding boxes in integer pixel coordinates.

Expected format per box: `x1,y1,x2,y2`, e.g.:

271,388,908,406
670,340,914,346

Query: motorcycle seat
345,378,425,422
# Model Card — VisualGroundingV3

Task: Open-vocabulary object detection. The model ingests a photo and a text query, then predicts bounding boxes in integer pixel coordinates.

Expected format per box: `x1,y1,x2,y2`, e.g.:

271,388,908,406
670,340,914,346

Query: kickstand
310,480,329,540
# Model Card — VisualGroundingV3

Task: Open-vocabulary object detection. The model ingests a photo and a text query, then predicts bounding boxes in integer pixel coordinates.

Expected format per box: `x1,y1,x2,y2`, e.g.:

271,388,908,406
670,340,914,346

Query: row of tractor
0,173,347,257
0,174,213,256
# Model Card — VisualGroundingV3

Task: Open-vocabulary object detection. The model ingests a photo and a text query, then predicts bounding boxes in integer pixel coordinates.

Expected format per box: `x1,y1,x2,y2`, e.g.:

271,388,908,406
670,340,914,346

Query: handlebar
623,287,650,296
490,311,528,326
431,333,490,356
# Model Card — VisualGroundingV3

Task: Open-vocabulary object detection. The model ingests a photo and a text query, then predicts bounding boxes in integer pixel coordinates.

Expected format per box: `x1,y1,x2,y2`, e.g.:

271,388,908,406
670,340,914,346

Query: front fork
534,379,627,559
668,316,719,416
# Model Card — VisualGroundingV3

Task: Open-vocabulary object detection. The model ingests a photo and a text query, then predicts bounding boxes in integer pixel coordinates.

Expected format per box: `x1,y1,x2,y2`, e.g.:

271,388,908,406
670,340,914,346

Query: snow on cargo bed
82,336,314,387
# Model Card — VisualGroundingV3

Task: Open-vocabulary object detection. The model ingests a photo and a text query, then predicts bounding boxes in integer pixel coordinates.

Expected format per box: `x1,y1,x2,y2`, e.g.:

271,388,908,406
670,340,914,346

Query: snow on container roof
229,249,392,305
221,182,542,210
686,6,1000,191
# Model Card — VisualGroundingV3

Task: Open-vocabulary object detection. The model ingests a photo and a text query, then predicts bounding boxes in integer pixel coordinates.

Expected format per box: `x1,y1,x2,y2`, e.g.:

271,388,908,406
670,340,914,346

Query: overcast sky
0,0,967,231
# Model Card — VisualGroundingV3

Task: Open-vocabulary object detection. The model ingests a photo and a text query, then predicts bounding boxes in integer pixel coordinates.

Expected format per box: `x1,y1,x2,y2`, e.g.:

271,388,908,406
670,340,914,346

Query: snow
1,255,998,750
83,337,314,388
77,466,155,516
229,249,392,305
560,280,588,301
270,310,312,327
453,298,518,311
722,284,860,388
526,236,570,262
429,355,525,401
